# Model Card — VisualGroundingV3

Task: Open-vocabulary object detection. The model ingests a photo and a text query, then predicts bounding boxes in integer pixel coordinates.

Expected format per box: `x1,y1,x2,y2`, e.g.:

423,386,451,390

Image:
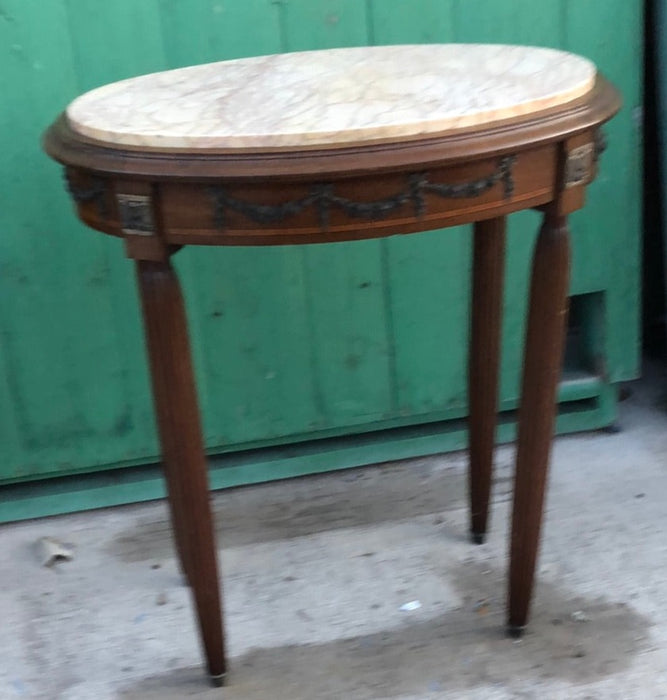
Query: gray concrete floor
2,365,667,700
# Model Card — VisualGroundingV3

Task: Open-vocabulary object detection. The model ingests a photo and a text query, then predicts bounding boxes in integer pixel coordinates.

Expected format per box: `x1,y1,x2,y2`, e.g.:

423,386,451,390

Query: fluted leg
507,213,571,636
468,216,507,544
136,259,226,685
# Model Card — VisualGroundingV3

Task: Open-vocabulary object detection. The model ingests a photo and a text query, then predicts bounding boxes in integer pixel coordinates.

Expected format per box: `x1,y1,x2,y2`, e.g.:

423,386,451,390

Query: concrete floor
2,366,667,699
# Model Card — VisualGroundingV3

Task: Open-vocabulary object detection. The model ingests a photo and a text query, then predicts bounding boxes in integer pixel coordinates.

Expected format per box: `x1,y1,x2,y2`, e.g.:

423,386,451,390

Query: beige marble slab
66,44,596,150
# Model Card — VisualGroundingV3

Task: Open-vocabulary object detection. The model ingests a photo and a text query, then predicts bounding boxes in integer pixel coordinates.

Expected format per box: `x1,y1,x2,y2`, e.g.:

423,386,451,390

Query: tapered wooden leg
136,259,226,685
136,262,193,583
160,443,193,584
468,216,506,544
507,213,570,636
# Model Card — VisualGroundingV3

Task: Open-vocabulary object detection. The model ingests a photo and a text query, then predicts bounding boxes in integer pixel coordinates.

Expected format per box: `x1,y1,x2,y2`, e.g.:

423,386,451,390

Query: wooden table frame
44,77,620,686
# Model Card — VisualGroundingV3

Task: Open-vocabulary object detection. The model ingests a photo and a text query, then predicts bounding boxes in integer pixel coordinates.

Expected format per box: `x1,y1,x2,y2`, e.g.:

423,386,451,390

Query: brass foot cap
210,673,226,687
507,625,525,639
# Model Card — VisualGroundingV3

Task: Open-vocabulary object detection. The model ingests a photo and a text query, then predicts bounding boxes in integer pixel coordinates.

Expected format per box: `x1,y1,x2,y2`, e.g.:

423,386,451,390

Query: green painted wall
0,1,642,488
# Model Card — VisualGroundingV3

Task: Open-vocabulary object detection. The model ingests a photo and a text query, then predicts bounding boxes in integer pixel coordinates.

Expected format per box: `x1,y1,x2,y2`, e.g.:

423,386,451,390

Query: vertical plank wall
0,1,641,490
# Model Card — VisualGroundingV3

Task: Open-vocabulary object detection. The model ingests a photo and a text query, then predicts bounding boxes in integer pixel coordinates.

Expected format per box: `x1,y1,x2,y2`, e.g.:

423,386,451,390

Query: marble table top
66,44,596,151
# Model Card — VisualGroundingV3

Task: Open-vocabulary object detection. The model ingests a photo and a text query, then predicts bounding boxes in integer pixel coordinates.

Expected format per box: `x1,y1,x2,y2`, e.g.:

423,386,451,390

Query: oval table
43,44,620,686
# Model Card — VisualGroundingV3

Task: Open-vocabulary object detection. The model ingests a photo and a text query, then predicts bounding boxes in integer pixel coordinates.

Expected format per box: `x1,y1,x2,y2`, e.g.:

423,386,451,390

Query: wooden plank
158,0,282,66
0,0,139,478
0,338,20,472
51,1,169,467
157,2,318,447
64,0,166,90
0,1,26,470
564,0,642,381
368,0,456,44
496,211,537,404
453,0,562,45
383,229,471,417
371,3,464,417
98,240,159,461
180,247,321,447
281,2,394,427
282,0,369,51
453,2,566,403
299,240,395,427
